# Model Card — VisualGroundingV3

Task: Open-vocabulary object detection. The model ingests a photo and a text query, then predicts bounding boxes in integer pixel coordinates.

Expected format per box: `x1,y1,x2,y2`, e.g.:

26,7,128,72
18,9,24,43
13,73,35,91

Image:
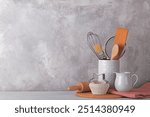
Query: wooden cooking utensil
111,44,119,60
113,27,128,58
68,82,90,93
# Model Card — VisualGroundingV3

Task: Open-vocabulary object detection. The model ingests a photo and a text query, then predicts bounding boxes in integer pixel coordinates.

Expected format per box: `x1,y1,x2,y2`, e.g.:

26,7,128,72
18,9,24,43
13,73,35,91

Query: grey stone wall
0,0,150,90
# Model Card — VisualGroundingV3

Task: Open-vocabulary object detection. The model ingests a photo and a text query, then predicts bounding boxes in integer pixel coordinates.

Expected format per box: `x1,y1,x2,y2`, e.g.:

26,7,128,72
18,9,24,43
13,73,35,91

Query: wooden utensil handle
68,85,81,91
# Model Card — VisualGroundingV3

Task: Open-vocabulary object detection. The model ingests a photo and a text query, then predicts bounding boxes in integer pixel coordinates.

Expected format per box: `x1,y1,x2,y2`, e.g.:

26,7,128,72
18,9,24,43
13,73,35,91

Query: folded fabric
109,82,150,98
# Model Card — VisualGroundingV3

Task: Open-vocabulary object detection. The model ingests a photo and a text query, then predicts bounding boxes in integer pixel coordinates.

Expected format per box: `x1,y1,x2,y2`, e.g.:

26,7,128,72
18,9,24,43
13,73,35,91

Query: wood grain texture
76,92,122,99
111,44,119,60
114,27,128,57
68,82,90,92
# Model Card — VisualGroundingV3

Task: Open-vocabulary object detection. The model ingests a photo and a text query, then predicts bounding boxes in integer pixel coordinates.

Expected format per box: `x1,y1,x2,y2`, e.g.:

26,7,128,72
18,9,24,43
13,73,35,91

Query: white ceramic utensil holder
98,60,120,87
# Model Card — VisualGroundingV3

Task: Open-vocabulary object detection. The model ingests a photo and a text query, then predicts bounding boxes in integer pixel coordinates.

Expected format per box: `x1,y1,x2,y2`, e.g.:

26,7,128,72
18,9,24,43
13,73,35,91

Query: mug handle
131,74,138,87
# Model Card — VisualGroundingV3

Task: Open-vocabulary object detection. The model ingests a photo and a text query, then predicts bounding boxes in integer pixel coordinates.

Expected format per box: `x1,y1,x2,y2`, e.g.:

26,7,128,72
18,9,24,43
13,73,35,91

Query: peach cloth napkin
109,82,150,98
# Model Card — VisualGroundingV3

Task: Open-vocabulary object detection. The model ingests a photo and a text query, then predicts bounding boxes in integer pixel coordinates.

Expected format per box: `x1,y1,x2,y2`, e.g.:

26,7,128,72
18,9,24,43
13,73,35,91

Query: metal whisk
87,32,107,60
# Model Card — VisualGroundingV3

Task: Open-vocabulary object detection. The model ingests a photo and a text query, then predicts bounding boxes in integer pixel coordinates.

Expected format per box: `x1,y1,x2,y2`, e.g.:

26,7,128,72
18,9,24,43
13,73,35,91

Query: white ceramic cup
98,60,120,87
114,72,138,92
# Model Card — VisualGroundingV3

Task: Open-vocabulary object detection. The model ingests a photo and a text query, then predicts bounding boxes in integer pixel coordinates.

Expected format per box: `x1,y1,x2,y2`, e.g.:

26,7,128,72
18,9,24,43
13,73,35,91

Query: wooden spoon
111,44,119,60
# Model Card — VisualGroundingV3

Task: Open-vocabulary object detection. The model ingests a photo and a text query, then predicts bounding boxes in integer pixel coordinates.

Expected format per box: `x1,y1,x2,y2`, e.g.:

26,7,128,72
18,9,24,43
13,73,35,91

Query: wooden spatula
111,44,119,60
113,27,128,58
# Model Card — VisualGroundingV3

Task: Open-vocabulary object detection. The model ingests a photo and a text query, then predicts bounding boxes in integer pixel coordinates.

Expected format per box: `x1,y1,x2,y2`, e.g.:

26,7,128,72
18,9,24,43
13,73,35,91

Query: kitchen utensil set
68,27,130,97
104,36,126,59
87,27,128,60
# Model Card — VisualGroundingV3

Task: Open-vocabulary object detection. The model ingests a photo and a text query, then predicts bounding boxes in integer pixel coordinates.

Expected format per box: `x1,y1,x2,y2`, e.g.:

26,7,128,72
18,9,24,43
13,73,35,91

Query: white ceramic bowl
89,82,110,95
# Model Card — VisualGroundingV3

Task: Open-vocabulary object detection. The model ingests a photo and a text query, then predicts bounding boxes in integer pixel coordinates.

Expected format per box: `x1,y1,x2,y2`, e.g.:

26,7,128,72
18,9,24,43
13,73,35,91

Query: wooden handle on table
68,85,81,91
68,82,90,93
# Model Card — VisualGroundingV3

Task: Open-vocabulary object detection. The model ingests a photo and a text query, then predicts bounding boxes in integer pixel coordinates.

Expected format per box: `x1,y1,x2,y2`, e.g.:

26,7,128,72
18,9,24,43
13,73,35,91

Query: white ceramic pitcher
114,72,138,92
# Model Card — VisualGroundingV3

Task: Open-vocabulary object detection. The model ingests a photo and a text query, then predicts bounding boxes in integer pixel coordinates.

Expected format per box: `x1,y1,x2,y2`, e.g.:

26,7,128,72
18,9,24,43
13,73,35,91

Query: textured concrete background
0,0,150,90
